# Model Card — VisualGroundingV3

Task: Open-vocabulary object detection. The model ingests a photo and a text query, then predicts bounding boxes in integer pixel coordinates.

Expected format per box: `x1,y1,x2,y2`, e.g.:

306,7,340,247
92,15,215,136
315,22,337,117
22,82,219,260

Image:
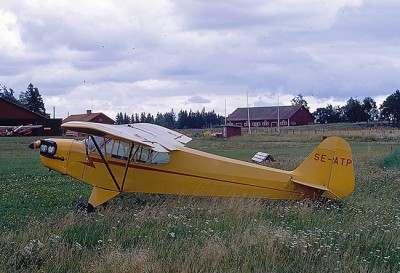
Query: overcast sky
1,0,400,119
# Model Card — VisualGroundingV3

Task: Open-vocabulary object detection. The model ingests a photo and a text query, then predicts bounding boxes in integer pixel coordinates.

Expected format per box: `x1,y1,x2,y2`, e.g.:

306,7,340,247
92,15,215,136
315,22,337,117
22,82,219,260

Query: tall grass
1,133,400,272
377,147,400,169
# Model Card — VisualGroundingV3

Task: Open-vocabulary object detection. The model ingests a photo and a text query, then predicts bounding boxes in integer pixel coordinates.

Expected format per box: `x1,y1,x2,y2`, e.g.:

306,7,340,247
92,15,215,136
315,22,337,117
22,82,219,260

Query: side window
86,136,105,153
111,140,130,160
85,138,171,165
104,138,113,157
149,151,170,164
136,146,150,163
86,137,112,157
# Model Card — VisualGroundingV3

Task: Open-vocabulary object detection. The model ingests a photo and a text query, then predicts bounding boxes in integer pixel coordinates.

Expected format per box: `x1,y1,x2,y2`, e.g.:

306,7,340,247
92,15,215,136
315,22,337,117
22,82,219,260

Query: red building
0,98,62,136
222,125,241,138
227,105,314,128
63,110,114,124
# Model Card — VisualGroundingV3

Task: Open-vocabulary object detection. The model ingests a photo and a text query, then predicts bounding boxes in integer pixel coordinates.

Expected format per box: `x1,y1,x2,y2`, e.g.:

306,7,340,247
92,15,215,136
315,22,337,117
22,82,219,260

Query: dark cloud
188,95,210,103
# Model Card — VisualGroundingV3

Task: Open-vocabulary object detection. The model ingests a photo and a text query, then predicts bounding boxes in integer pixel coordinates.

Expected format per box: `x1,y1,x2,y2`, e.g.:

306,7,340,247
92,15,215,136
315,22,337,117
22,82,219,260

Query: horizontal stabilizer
291,178,329,191
292,178,341,199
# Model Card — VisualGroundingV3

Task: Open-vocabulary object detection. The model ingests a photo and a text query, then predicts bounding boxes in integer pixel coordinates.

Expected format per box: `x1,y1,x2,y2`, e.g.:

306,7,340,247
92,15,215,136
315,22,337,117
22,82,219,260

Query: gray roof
227,105,305,121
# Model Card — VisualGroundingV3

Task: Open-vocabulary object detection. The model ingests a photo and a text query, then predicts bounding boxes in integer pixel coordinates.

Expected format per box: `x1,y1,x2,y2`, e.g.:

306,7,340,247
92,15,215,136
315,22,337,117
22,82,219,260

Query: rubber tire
75,202,96,213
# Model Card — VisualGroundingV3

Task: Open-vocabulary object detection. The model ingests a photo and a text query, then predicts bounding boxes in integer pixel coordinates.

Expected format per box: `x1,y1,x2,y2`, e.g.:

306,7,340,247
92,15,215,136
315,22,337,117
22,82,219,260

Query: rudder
291,136,355,199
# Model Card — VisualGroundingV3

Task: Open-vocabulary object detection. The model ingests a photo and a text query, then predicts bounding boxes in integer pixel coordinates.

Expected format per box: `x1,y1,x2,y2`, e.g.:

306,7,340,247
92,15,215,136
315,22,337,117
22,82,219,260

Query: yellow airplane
29,121,355,212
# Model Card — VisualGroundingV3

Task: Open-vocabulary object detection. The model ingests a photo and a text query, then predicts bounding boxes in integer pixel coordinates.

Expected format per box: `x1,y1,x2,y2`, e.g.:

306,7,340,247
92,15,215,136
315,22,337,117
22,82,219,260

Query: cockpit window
104,138,113,157
136,146,150,162
86,136,103,152
111,140,130,160
85,137,170,165
86,136,111,156
149,151,170,164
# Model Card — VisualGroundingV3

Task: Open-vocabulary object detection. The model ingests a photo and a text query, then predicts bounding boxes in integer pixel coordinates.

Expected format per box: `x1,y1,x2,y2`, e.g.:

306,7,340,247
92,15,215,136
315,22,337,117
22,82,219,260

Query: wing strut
121,143,135,191
90,136,121,192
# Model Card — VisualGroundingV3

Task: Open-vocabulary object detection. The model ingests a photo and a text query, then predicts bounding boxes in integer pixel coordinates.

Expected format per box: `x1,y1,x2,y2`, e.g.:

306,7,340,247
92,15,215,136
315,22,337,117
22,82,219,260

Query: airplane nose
32,139,73,174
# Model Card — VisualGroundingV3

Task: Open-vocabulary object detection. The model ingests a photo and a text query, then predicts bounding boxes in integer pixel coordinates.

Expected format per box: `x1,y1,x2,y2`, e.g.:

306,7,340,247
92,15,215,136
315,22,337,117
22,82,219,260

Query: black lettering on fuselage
313,153,352,167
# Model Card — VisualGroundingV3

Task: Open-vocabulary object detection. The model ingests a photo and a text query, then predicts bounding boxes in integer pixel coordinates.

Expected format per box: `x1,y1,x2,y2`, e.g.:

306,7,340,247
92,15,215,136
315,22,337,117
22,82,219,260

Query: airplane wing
20,125,43,129
0,125,42,129
61,121,192,152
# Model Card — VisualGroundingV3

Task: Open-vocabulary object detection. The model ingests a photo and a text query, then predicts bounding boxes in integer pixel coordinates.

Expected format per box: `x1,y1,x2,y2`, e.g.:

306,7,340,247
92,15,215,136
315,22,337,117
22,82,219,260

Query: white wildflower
73,241,83,250
22,239,45,256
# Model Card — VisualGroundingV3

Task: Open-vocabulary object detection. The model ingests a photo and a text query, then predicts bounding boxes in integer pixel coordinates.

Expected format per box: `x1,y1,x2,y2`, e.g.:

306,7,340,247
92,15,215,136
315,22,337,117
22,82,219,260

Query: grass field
1,132,400,272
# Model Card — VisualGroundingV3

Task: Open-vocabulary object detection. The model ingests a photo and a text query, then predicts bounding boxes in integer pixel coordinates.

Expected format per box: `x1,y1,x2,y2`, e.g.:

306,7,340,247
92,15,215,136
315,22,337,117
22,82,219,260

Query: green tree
0,85,19,104
115,112,123,124
313,104,342,124
140,112,146,123
145,113,154,123
362,97,378,122
177,110,188,129
123,113,131,124
342,97,367,122
291,93,309,110
163,109,176,129
380,90,400,124
19,83,46,116
204,110,221,127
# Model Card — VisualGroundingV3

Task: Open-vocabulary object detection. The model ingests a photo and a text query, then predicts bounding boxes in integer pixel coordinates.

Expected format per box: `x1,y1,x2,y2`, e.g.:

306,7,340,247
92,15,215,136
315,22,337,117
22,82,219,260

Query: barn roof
0,97,48,119
63,111,114,123
227,105,305,121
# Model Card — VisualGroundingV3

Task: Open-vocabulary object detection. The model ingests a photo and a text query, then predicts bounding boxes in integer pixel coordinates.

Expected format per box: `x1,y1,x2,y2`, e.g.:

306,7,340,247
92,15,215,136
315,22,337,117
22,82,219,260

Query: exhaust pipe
29,140,41,149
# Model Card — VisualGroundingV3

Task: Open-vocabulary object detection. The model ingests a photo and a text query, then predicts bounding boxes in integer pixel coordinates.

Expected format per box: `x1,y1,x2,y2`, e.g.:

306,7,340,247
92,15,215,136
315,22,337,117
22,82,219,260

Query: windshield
85,137,170,164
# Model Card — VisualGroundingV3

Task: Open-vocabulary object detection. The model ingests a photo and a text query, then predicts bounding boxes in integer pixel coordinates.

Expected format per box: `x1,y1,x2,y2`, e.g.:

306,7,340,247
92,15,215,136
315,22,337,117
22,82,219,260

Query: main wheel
75,202,95,213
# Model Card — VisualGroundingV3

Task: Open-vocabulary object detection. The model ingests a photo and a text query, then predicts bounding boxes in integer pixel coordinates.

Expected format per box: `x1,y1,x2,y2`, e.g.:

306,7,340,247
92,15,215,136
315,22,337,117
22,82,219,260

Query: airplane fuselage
32,122,354,209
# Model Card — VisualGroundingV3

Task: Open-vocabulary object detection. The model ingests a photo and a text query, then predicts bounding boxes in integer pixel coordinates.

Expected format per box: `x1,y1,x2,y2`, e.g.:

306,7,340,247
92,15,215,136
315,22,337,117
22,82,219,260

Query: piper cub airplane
29,121,355,212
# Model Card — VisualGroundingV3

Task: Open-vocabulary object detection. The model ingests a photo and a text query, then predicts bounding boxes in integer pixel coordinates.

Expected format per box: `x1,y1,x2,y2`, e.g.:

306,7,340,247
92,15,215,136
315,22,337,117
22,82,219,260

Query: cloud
188,95,210,103
1,0,400,120
0,9,24,53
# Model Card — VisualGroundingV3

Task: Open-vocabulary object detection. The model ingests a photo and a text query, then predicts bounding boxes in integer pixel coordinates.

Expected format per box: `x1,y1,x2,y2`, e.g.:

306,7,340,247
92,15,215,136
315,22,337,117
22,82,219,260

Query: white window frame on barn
252,122,261,127
262,121,269,126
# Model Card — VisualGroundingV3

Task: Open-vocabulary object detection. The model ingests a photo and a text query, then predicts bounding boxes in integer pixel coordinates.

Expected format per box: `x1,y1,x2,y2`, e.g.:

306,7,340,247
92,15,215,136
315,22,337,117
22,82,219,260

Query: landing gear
75,202,95,213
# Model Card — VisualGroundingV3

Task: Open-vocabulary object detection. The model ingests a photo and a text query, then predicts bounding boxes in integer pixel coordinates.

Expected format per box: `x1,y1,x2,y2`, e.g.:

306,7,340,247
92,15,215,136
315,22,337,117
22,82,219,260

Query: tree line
306,90,400,124
0,83,47,117
115,108,225,129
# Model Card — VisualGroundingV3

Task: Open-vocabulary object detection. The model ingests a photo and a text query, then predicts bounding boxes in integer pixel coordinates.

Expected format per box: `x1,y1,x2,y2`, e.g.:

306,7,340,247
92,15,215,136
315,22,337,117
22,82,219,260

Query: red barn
227,105,314,128
0,98,62,136
63,110,114,124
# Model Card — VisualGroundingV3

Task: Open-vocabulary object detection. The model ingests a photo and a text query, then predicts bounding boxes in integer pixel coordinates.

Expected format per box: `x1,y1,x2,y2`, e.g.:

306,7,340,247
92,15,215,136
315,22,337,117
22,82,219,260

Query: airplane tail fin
291,136,355,199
